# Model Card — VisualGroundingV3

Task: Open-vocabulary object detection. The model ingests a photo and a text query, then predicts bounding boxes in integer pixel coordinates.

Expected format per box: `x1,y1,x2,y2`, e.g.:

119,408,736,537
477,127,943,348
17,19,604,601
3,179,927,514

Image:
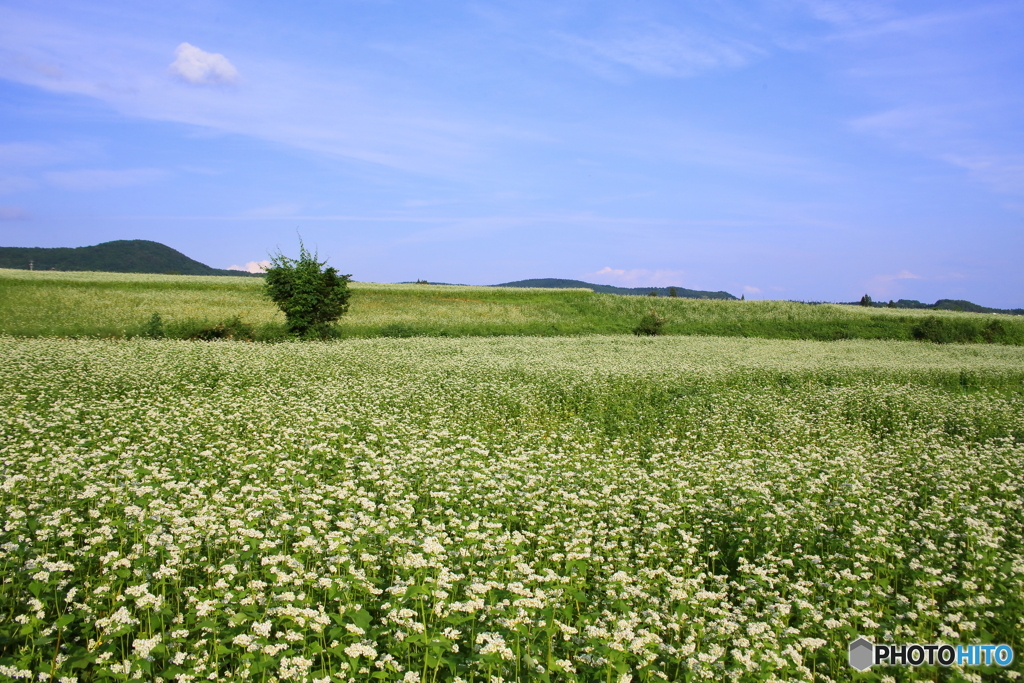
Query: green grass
2,268,1022,344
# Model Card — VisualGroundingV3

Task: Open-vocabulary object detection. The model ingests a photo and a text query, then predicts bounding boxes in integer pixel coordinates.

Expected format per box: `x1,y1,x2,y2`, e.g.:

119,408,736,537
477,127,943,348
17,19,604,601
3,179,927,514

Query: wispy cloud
875,269,923,282
867,269,925,298
851,106,1024,196
940,153,1024,196
169,43,239,85
0,205,30,220
0,5,499,178
45,168,166,191
553,23,760,79
588,266,687,287
828,2,1024,196
795,0,896,27
0,142,75,167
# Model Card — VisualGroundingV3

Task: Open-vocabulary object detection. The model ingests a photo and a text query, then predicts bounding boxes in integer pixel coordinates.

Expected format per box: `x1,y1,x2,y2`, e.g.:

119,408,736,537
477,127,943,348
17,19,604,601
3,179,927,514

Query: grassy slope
2,268,1022,344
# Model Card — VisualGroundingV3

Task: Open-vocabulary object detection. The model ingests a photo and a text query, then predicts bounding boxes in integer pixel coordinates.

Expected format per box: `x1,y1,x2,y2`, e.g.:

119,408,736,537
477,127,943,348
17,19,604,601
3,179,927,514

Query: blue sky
1,0,1022,306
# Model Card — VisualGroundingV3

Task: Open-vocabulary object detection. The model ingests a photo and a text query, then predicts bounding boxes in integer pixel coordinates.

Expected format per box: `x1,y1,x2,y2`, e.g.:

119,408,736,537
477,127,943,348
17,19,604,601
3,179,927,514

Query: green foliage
262,243,351,338
633,309,665,336
182,315,255,341
913,316,973,344
912,316,1017,345
142,312,165,338
983,319,1007,343
860,293,874,307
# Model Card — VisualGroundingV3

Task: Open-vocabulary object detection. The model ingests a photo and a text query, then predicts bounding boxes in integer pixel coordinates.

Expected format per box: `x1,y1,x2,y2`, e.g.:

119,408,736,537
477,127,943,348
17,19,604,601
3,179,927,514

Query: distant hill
838,298,1024,316
0,240,259,277
493,278,738,299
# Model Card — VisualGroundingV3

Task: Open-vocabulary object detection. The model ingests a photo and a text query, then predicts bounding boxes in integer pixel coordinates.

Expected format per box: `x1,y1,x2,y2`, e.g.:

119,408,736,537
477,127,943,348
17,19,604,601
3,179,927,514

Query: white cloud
169,42,239,85
875,270,923,282
743,285,761,294
228,260,270,273
588,266,687,287
0,6,507,177
45,168,165,191
0,205,30,220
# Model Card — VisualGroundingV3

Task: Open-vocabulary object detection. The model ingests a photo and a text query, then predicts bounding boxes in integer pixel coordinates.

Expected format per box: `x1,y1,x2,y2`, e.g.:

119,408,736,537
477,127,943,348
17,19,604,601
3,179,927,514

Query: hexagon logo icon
849,637,874,671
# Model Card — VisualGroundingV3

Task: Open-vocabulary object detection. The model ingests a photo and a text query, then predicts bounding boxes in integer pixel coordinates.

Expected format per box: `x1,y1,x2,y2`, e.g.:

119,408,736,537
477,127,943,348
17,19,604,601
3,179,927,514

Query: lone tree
263,242,351,338
859,294,874,307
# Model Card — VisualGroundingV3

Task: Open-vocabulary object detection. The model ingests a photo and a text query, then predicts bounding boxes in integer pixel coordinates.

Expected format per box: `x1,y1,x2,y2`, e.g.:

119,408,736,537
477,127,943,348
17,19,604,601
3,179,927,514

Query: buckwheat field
2,335,1022,683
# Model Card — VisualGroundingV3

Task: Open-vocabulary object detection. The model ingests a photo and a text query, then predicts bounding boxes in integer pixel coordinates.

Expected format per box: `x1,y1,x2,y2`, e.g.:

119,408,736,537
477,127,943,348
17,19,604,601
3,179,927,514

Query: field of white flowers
2,335,1023,683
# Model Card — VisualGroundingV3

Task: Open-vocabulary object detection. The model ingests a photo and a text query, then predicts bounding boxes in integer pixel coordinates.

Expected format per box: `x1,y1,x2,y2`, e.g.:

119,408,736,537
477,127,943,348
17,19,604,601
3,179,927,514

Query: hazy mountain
0,240,259,277
493,278,737,299
839,298,1024,316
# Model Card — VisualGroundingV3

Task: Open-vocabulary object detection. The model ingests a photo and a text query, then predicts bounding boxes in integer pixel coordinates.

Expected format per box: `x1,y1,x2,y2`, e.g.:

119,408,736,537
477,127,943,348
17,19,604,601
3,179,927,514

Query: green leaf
68,654,96,669
353,608,372,630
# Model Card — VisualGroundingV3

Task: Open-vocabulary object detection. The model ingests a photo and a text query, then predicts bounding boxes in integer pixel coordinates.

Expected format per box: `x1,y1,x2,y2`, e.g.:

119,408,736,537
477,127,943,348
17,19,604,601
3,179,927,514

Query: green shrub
982,319,1006,343
184,316,255,341
633,309,665,336
912,316,980,344
263,242,351,338
141,312,165,338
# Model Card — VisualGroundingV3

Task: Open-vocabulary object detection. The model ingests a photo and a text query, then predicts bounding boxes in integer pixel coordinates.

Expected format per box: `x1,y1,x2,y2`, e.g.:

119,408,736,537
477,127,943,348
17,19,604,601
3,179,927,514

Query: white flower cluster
1,335,1022,682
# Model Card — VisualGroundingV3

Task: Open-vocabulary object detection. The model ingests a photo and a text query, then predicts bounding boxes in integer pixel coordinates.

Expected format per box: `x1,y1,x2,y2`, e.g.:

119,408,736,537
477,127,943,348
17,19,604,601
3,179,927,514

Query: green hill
0,240,259,277
840,298,1024,316
494,278,737,299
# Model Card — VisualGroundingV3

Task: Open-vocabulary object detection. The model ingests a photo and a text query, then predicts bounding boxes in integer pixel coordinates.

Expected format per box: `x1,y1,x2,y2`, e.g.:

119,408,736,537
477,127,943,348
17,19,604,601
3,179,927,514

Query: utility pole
29,260,33,271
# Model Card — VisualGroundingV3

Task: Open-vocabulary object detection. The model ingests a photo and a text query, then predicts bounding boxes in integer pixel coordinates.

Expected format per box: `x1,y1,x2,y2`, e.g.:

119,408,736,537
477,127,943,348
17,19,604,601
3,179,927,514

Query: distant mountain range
0,240,259,277
493,278,738,299
2,240,1019,313
837,299,1024,316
